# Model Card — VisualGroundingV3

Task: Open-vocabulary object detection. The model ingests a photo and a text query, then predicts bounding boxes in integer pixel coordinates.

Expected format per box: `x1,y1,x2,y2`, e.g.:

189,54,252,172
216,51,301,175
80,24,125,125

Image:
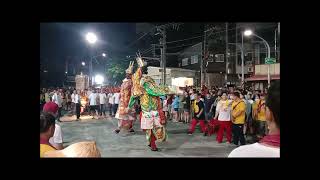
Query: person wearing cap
43,141,101,158
231,91,246,146
40,112,57,157
114,61,136,134
229,81,280,157
43,96,64,149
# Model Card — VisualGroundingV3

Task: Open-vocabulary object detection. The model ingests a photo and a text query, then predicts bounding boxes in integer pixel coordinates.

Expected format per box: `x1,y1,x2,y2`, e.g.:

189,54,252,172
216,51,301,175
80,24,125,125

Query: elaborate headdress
136,51,147,67
125,61,134,74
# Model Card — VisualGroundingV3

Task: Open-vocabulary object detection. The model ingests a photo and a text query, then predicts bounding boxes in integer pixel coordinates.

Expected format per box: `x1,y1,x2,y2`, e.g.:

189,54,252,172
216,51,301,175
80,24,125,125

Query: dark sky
40,23,137,87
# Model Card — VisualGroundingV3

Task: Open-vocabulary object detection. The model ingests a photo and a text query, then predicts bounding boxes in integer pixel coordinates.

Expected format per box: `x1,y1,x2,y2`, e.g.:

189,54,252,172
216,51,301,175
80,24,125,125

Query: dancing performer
128,55,169,151
114,61,136,134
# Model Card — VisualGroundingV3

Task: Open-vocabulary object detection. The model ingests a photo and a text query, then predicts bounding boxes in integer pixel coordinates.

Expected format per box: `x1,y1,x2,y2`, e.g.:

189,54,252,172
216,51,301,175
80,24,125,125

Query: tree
105,57,129,86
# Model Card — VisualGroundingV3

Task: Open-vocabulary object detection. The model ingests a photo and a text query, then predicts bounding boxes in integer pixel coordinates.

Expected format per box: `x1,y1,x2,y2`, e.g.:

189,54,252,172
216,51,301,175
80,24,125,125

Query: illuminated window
191,55,198,64
182,58,188,66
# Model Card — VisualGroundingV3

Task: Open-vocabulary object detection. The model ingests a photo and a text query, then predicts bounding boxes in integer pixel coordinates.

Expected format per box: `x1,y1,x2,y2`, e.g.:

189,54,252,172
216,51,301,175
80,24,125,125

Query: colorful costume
115,61,136,131
128,56,169,151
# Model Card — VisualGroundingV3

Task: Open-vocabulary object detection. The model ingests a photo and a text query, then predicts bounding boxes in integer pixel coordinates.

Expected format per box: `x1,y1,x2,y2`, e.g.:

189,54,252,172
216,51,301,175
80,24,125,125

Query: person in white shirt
49,123,63,150
71,90,76,115
229,81,280,157
112,90,120,116
99,89,107,118
108,91,114,116
88,89,98,119
75,90,81,121
52,89,62,122
87,88,92,97
213,92,232,143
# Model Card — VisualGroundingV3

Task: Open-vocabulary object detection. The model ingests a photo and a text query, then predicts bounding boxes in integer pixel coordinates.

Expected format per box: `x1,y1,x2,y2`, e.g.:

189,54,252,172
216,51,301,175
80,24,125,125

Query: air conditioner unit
248,67,254,72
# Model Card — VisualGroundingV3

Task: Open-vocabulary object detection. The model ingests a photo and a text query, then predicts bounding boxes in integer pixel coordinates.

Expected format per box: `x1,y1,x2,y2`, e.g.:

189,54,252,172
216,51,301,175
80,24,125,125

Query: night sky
40,23,137,87
40,23,204,87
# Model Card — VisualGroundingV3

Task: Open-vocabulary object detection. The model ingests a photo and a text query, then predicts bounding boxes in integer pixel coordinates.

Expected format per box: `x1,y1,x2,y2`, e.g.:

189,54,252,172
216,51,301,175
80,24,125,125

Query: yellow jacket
232,100,246,124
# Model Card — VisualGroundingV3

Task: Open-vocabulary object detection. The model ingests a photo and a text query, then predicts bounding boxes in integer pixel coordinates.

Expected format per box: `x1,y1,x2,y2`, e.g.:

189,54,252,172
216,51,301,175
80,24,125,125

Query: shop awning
245,74,280,82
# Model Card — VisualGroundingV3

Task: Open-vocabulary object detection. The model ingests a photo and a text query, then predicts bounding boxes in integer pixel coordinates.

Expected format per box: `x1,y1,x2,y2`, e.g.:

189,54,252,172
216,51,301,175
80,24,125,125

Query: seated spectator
228,81,280,157
40,112,56,157
43,141,101,158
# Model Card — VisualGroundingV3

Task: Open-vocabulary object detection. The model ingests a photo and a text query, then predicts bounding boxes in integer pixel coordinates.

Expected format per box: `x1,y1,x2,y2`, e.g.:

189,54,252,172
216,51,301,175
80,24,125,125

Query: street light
244,29,271,88
85,32,98,86
94,74,104,85
82,62,85,66
244,30,252,36
86,32,97,44
102,53,106,57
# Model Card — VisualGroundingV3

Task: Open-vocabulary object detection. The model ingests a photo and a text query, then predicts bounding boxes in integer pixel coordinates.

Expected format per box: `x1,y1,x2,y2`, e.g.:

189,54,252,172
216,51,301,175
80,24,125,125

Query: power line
165,24,277,44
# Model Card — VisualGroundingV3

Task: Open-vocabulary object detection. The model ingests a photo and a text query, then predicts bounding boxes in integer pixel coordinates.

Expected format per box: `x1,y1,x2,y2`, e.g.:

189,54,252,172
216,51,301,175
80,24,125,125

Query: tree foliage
105,57,128,85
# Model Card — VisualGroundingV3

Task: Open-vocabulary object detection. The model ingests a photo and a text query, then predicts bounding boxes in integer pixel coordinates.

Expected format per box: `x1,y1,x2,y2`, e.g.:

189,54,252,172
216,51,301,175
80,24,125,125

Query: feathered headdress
125,61,134,74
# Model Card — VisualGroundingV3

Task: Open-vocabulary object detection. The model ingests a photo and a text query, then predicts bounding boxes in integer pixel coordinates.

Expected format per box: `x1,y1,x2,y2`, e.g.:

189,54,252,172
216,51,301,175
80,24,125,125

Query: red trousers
189,118,206,133
207,119,219,136
216,121,232,143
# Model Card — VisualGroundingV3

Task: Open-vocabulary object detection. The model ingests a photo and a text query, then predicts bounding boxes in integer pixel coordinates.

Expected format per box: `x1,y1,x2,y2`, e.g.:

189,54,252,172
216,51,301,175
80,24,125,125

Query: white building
147,66,197,93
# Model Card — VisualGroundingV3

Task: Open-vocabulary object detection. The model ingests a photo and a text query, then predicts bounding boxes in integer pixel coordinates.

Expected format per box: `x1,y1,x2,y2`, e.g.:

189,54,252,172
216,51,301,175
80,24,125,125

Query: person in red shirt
43,96,59,118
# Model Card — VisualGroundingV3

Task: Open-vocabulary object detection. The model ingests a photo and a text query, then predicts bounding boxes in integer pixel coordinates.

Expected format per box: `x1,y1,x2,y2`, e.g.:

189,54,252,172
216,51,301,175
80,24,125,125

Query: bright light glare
244,30,253,36
95,75,104,84
82,62,85,66
86,32,97,44
102,53,106,57
65,71,68,74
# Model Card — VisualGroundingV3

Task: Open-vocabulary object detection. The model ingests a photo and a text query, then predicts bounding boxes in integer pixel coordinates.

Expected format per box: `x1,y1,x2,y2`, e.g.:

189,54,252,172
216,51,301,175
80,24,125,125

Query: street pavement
59,114,239,157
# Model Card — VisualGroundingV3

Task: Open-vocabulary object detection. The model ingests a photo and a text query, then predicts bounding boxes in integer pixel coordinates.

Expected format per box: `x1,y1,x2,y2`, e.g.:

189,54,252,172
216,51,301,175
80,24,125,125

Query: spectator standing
213,92,232,143
183,91,191,123
88,89,99,119
162,97,168,120
188,93,206,135
167,95,173,120
108,90,114,116
231,92,246,146
253,93,267,141
52,89,62,122
99,89,107,118
45,89,50,103
71,90,76,114
229,81,280,157
204,93,214,121
75,90,81,120
113,89,120,116
172,95,179,122
178,95,185,122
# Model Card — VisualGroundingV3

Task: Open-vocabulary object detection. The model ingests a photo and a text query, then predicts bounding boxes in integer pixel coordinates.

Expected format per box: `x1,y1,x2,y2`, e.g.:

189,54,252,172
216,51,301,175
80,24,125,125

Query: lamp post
85,32,98,86
244,30,271,88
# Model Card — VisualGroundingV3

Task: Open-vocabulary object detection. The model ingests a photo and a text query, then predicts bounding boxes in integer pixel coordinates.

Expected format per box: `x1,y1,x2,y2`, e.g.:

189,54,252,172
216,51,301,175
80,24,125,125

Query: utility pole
163,29,166,86
201,25,206,87
158,28,167,86
225,22,228,86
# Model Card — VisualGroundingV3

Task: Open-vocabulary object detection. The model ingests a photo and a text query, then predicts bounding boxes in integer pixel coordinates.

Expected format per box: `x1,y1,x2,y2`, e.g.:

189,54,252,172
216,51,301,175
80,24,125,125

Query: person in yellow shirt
231,92,246,146
253,93,267,141
40,112,57,157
